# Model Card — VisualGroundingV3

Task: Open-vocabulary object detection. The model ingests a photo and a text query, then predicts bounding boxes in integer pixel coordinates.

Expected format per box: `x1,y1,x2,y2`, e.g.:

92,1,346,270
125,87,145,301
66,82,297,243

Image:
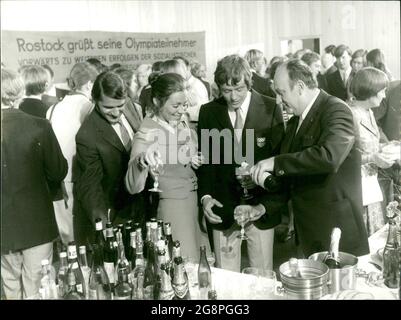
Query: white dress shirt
111,113,134,144
227,91,252,127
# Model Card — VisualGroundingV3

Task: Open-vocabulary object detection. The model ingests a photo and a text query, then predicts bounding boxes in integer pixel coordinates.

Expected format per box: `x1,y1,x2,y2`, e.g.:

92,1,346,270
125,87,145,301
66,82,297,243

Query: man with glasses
74,71,145,246
197,54,286,272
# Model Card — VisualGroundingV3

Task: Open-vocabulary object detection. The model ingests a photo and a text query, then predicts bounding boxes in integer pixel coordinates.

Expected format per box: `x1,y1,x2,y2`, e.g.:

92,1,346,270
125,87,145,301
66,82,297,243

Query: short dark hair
350,67,389,101
109,63,122,71
160,60,182,74
20,65,48,96
149,73,186,115
67,62,98,91
301,52,321,66
173,56,190,67
334,45,352,58
86,58,103,72
113,67,134,89
91,71,127,102
324,45,336,55
152,61,163,72
279,59,317,90
214,54,252,90
366,49,386,72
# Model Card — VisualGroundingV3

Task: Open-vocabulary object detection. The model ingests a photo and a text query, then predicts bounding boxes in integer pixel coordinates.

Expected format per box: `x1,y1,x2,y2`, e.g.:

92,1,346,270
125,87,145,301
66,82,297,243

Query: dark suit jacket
317,73,328,92
1,109,68,254
19,97,49,118
74,106,145,246
326,70,348,101
139,86,152,118
373,80,401,141
269,90,369,257
251,72,272,97
197,90,286,231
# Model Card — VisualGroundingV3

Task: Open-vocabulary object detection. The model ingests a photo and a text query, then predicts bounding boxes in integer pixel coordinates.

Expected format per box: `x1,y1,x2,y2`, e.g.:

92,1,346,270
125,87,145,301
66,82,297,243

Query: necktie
117,119,132,152
234,108,244,142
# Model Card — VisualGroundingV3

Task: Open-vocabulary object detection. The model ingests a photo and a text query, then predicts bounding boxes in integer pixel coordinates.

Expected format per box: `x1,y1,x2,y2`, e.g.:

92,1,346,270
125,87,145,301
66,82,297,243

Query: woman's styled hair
149,73,186,114
214,54,252,90
244,49,264,70
366,49,392,80
67,62,98,91
19,65,49,96
350,67,389,101
1,68,25,107
91,71,127,102
334,44,352,58
351,49,367,65
160,59,182,74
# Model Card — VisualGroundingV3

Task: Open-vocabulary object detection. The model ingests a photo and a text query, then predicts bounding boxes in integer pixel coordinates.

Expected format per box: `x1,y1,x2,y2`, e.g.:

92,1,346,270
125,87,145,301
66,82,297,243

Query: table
188,225,399,300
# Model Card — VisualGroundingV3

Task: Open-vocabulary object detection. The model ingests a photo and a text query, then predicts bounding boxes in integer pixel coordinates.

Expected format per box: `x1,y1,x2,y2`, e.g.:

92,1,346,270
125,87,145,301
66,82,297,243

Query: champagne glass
149,161,164,192
236,207,249,241
236,163,253,201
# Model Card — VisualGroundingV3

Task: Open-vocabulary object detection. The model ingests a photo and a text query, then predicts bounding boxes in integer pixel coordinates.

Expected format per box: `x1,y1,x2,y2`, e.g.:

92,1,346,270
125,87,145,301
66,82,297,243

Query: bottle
39,259,58,299
150,221,158,244
323,228,342,269
159,263,174,300
172,257,191,300
116,231,131,284
88,244,112,300
94,218,106,250
157,219,165,240
164,222,174,262
171,240,182,279
64,270,85,300
143,222,151,259
126,231,137,269
143,241,157,299
383,210,400,289
131,240,145,300
198,245,212,299
67,241,86,297
124,223,133,258
114,266,132,300
103,224,118,289
57,251,69,298
79,245,91,299
289,258,303,278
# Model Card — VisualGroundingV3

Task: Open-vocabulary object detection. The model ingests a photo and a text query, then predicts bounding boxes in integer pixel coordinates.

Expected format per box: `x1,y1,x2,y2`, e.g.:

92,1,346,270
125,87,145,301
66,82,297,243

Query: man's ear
152,97,159,107
297,80,306,95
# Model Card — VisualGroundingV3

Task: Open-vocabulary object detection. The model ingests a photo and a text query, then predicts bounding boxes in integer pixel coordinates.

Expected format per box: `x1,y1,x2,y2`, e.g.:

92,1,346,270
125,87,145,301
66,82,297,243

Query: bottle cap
59,252,67,259
331,228,342,240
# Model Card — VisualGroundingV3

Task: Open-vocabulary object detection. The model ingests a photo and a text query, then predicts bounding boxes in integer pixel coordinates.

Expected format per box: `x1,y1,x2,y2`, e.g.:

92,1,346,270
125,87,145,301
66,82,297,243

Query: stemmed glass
236,206,249,240
236,163,253,201
149,159,164,193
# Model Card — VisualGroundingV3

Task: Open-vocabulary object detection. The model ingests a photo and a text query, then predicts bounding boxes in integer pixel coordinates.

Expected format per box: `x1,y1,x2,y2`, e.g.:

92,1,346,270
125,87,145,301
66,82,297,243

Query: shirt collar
300,90,320,121
152,115,187,134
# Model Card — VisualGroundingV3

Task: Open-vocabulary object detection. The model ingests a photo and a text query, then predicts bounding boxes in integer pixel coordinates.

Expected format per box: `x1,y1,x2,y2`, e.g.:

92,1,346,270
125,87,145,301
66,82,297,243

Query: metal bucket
279,259,330,300
308,251,358,294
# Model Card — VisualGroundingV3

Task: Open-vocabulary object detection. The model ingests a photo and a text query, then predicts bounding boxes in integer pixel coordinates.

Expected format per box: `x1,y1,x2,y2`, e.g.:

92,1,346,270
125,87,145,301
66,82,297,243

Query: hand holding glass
148,152,164,192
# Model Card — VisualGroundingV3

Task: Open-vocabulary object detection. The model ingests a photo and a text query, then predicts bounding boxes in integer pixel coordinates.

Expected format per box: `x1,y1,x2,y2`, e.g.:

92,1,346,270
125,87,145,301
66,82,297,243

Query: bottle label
143,285,154,300
76,283,84,294
88,288,98,300
104,262,116,284
96,221,103,231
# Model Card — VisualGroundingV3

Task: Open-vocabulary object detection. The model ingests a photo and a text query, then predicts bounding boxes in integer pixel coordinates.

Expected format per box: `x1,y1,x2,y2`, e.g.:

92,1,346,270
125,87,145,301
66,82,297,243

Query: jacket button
278,170,285,176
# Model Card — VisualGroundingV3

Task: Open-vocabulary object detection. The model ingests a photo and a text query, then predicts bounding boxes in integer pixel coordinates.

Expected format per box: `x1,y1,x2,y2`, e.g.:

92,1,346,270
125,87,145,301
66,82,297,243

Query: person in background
45,62,99,246
1,68,67,299
109,63,122,71
125,73,206,259
191,61,211,100
114,67,143,133
139,61,163,118
326,44,353,101
366,48,393,81
301,51,327,91
244,49,271,97
86,58,108,74
251,59,369,257
348,67,398,236
197,55,285,272
173,56,209,127
19,65,50,118
321,44,337,76
41,64,59,108
347,49,368,99
136,64,152,101
293,48,312,60
74,71,145,246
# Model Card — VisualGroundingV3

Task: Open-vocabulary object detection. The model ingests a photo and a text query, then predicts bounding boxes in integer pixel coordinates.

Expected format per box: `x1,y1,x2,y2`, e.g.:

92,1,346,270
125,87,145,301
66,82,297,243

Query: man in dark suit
1,69,68,299
197,55,286,272
251,59,369,258
74,71,145,246
326,45,353,101
321,44,337,77
244,49,273,97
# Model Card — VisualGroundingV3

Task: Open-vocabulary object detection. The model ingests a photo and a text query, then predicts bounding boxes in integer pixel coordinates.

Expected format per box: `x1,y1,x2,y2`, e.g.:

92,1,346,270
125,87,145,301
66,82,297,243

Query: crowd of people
1,43,400,299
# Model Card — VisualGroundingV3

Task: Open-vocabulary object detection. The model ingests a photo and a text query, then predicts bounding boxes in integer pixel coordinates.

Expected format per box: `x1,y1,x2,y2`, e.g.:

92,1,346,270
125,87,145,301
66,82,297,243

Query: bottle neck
386,218,399,246
79,252,88,268
118,269,129,283
59,256,68,269
160,268,173,290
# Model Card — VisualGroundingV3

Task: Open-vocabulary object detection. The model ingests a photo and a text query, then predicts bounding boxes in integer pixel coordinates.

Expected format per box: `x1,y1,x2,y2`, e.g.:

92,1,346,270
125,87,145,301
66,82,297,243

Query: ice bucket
308,251,358,294
279,259,330,300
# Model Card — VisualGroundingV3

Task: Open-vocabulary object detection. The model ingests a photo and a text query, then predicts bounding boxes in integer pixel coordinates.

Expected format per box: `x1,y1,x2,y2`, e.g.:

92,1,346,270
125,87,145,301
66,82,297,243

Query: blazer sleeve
42,120,68,183
274,102,356,176
75,129,108,223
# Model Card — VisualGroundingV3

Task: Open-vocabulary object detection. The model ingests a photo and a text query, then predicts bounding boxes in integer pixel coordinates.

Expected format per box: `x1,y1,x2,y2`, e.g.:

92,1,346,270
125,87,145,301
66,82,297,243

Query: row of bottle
41,217,215,300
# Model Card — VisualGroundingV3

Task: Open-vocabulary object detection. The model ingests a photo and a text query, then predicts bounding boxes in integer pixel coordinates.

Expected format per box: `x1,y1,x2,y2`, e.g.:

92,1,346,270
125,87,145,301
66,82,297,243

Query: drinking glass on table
241,267,260,297
258,270,276,299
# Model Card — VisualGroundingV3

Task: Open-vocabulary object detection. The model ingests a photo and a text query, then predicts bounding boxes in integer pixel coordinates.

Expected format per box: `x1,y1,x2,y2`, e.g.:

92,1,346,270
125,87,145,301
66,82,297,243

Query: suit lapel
359,116,379,137
334,70,346,90
282,116,299,153
94,107,125,153
212,98,234,131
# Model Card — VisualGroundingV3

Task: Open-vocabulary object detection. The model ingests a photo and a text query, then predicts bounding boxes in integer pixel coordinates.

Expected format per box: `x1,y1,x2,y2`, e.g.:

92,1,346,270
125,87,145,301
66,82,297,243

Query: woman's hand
372,152,395,169
136,149,163,170
191,152,204,170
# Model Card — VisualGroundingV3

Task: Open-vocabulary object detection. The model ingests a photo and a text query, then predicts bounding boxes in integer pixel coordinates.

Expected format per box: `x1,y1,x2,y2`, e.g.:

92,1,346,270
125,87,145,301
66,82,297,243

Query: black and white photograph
1,0,400,307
